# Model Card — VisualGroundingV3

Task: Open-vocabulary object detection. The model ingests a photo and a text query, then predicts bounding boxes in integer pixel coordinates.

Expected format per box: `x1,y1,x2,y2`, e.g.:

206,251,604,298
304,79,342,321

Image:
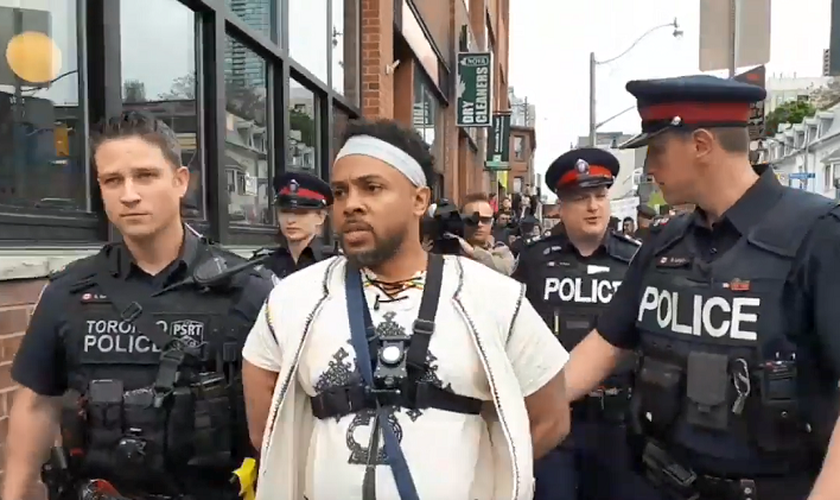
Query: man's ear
413,186,432,218
174,166,190,198
692,129,715,160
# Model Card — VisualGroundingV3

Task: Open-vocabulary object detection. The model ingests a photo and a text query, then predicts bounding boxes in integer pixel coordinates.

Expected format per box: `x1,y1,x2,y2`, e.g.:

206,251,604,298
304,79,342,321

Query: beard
341,226,406,269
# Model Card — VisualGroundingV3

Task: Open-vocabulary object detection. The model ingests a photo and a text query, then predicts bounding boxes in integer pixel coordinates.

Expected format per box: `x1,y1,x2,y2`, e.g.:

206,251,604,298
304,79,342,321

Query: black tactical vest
525,231,638,350
58,244,262,494
633,188,838,475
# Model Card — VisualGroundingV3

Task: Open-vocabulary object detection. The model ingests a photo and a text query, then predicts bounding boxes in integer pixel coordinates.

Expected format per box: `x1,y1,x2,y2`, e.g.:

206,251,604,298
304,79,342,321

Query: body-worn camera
373,327,411,390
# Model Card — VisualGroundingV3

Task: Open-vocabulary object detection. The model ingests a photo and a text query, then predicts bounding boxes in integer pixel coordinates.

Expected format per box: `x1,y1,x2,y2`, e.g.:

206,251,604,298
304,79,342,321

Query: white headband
335,135,427,187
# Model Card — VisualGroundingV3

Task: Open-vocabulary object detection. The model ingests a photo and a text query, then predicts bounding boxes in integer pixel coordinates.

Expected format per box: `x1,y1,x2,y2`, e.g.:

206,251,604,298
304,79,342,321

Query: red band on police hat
557,165,613,189
278,187,325,201
640,102,751,123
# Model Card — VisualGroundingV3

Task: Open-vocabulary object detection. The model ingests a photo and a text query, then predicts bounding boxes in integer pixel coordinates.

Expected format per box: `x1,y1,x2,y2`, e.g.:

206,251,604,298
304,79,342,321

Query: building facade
764,75,830,114
363,0,511,202
506,125,536,195
766,103,840,199
0,0,513,469
509,86,535,128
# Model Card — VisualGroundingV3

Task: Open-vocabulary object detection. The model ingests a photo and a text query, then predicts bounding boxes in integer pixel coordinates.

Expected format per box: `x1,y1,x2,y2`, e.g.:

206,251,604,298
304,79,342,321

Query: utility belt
66,372,234,493
311,380,483,420
640,439,814,500
632,349,812,455
572,386,630,423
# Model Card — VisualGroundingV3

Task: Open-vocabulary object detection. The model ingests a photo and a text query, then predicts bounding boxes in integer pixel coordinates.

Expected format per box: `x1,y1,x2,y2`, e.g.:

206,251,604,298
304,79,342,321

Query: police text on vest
84,319,205,354
543,277,622,304
637,286,759,340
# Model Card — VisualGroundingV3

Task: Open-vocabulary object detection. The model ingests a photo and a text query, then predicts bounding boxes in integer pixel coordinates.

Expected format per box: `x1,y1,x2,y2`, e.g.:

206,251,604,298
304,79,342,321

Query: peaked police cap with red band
546,147,619,194
619,74,767,149
273,171,333,209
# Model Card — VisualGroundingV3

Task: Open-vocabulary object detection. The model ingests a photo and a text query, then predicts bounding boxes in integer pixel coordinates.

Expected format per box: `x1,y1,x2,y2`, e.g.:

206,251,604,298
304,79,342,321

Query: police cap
637,204,657,219
619,75,766,149
546,147,619,194
273,171,333,209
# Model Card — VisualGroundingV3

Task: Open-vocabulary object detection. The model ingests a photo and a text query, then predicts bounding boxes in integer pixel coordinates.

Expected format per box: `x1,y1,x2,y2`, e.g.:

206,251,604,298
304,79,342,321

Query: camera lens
380,345,403,366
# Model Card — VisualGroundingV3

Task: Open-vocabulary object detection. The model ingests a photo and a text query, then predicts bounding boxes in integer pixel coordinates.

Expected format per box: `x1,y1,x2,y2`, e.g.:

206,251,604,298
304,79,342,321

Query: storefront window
225,0,277,41
224,36,271,226
288,78,318,174
331,0,359,105
412,69,441,159
121,0,203,218
0,0,86,212
289,0,327,83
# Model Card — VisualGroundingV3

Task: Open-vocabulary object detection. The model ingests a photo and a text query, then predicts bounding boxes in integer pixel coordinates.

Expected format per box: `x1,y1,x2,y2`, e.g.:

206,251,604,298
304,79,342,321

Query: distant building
764,74,830,114
508,87,536,128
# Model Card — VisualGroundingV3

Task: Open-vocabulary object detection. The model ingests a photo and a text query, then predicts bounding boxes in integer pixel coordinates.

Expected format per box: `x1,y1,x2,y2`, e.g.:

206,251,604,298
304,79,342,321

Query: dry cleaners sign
456,52,493,127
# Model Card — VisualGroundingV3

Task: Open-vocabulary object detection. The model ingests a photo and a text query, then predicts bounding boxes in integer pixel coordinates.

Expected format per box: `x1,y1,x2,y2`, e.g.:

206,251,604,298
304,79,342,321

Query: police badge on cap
289,179,300,193
575,159,590,175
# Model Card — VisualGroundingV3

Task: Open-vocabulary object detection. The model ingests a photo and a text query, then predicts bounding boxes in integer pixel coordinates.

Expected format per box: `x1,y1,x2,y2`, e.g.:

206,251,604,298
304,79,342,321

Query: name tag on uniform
80,292,110,304
655,256,691,268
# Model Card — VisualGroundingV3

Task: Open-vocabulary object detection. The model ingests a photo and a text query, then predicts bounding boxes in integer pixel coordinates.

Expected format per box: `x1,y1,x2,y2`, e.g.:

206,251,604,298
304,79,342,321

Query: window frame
0,0,361,248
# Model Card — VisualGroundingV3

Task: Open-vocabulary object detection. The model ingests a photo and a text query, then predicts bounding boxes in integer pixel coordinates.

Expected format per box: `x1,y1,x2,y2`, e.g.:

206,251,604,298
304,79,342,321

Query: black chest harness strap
319,254,481,500
312,254,482,420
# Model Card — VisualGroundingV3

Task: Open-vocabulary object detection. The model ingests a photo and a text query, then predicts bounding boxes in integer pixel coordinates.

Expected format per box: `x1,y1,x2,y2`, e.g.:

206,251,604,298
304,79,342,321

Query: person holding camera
457,193,516,275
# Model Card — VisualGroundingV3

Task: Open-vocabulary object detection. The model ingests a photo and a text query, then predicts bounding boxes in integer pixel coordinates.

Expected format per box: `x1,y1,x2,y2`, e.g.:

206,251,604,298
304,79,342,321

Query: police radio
373,329,411,390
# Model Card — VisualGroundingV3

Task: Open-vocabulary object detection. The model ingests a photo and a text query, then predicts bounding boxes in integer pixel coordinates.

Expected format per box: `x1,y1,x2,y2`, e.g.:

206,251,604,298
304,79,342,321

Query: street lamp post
588,19,683,146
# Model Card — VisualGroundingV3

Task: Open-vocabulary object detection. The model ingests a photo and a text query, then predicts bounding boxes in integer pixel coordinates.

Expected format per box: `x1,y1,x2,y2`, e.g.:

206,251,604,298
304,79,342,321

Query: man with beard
241,118,571,500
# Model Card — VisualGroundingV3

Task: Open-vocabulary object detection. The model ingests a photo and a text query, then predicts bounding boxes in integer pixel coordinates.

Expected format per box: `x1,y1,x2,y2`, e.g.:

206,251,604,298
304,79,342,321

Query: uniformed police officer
563,75,840,500
514,148,652,500
634,204,658,241
252,171,337,278
3,112,274,500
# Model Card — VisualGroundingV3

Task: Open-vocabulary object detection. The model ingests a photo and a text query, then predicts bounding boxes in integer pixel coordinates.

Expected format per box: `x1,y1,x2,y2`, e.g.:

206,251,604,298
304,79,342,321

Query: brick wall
0,278,46,481
360,0,394,119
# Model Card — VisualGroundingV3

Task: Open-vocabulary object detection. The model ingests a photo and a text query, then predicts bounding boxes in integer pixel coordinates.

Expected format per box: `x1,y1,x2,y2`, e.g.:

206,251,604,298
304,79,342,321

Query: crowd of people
5,72,840,500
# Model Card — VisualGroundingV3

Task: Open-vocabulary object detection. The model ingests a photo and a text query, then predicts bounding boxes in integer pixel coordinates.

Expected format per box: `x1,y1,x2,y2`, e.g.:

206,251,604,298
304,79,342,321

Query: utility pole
728,0,742,77
588,51,597,146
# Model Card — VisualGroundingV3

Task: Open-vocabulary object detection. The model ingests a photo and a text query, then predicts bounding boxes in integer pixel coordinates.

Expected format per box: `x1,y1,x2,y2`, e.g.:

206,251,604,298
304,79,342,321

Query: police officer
252,171,337,278
514,148,651,500
562,75,840,500
3,112,274,500
634,204,658,241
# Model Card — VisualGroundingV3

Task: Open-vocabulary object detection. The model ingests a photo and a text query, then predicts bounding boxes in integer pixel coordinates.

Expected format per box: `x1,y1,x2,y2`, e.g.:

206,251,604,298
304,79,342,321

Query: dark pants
534,418,665,500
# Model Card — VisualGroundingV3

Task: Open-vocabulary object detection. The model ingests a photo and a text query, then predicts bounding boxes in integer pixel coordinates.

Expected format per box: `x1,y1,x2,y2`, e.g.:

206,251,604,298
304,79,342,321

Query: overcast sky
507,0,832,184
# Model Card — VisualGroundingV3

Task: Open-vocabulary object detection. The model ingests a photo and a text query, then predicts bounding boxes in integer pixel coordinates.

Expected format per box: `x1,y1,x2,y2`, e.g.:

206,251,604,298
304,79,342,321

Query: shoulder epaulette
48,253,99,283
650,215,675,233
611,230,642,246
250,246,278,260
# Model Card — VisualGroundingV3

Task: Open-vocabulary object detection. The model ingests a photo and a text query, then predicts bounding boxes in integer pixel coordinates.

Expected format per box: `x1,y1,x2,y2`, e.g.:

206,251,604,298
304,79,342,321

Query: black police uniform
598,75,840,500
635,204,658,241
514,148,654,500
12,229,275,499
254,171,338,278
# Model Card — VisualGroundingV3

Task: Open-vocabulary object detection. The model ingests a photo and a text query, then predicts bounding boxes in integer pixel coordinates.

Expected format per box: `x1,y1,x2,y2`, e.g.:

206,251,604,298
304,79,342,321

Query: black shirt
12,231,275,396
261,237,335,278
597,171,840,375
